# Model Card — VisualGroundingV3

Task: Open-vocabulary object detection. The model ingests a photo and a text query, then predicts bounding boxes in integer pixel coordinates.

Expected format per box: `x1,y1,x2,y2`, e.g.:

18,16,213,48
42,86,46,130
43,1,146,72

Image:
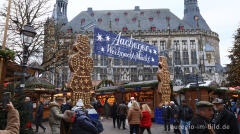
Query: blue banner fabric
93,28,159,65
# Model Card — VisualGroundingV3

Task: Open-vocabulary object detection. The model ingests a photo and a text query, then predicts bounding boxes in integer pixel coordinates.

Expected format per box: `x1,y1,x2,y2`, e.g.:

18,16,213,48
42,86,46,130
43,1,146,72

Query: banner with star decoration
94,28,159,65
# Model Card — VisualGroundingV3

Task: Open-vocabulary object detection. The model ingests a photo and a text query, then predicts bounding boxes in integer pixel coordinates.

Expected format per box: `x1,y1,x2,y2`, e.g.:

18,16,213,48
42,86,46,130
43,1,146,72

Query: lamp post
19,23,36,94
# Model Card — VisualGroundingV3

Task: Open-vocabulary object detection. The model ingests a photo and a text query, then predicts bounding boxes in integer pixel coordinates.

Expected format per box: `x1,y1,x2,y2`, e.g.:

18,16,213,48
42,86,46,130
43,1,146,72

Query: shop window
98,18,102,23
123,27,128,32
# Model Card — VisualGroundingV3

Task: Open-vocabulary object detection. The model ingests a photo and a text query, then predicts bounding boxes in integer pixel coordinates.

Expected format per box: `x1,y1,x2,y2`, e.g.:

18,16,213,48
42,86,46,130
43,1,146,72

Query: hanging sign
93,28,159,65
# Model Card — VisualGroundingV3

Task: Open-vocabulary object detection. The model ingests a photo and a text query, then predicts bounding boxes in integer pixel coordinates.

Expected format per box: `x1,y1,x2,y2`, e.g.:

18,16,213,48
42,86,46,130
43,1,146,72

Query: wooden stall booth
24,76,56,120
175,86,240,113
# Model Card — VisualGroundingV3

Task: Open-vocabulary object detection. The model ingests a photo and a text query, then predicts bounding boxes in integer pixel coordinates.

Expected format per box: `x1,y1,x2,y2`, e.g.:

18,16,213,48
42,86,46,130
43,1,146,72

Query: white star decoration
97,33,103,41
106,36,110,41
101,47,105,52
153,50,157,54
149,49,152,53
152,58,155,62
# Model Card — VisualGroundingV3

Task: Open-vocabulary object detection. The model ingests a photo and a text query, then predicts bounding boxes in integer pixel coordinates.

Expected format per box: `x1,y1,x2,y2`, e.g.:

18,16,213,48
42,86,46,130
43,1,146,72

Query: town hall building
43,0,223,88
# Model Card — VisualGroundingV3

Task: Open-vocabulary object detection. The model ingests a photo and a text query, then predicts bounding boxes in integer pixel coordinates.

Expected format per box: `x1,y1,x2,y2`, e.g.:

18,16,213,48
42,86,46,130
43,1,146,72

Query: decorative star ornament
152,58,155,62
153,50,157,54
106,36,110,41
97,33,103,41
149,49,152,53
101,47,105,52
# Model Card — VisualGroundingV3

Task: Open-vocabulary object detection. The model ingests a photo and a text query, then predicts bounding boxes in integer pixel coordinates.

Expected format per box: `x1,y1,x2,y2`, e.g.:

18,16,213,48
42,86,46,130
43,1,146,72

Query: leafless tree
0,0,51,64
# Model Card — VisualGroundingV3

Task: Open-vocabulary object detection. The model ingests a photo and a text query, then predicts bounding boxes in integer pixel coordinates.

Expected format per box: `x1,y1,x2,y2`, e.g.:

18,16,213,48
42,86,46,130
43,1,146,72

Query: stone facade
43,0,222,88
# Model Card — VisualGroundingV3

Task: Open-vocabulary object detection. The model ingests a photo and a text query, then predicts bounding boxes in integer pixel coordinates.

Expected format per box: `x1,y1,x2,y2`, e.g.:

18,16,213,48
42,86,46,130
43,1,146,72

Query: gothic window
92,53,98,66
152,41,157,46
114,58,120,66
206,53,212,63
144,40,149,44
174,40,180,51
190,40,196,50
191,51,197,64
183,51,189,65
182,40,188,51
184,67,190,74
174,51,181,65
122,60,128,66
100,56,107,66
160,41,166,51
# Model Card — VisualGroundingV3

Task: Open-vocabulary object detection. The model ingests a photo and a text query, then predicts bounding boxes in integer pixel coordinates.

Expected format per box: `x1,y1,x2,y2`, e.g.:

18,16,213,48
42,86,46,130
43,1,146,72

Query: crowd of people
1,95,240,134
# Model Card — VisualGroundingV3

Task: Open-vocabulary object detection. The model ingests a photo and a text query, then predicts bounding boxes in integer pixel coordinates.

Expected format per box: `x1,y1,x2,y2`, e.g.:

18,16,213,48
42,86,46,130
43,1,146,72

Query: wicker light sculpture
157,56,171,103
67,34,93,107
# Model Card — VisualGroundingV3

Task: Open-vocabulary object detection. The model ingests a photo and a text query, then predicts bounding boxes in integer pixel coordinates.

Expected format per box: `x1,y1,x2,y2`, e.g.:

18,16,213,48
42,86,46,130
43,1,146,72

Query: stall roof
25,77,55,90
97,86,120,92
177,86,240,94
121,80,158,88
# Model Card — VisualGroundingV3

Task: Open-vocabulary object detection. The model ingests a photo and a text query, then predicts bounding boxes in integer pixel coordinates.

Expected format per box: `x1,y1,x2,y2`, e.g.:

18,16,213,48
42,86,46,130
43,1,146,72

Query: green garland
177,86,240,94
96,79,114,89
120,81,158,89
0,49,15,61
25,83,55,89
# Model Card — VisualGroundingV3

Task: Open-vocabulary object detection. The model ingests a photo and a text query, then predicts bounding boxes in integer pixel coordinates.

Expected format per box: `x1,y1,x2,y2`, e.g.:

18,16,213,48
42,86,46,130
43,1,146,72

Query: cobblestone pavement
32,119,176,134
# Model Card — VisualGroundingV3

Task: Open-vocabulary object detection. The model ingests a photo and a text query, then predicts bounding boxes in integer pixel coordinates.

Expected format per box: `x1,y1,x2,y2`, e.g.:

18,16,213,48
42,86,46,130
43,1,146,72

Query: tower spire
53,0,68,26
183,0,210,30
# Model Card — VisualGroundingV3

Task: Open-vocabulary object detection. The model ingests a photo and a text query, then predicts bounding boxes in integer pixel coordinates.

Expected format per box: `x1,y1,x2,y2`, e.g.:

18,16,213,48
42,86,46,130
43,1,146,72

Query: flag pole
0,0,12,83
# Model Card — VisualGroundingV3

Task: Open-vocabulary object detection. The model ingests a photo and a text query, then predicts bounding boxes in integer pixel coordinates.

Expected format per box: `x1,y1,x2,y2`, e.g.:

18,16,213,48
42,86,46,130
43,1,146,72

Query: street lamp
19,23,36,93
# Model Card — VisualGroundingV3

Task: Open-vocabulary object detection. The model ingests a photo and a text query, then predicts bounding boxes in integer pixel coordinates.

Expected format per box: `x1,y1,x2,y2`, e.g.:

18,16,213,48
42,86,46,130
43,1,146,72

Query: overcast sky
1,0,240,66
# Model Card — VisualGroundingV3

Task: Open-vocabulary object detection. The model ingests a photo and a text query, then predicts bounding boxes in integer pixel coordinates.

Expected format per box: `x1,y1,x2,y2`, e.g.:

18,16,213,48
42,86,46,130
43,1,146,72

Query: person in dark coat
189,101,215,134
35,100,46,132
111,101,119,128
61,98,72,134
161,102,171,131
117,101,128,129
170,101,180,134
25,97,34,129
61,98,73,113
71,99,98,134
212,98,239,134
179,100,193,134
104,98,110,119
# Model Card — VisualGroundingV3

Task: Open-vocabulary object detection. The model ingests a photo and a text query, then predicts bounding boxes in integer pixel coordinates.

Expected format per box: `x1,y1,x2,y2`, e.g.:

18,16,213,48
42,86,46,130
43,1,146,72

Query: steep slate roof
61,7,193,33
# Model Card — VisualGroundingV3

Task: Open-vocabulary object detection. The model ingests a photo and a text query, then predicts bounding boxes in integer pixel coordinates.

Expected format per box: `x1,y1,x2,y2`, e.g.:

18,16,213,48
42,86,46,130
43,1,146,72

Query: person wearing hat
49,97,65,134
189,101,215,134
170,101,180,134
128,97,135,108
70,99,99,134
212,98,239,134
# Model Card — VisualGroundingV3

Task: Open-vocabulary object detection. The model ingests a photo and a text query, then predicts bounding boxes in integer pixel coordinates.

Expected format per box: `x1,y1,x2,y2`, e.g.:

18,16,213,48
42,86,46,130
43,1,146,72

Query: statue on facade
67,34,93,107
157,56,171,103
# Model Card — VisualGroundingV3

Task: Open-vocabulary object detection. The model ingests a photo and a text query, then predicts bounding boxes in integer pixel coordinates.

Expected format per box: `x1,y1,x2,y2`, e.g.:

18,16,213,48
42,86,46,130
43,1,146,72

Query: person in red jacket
140,104,152,134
